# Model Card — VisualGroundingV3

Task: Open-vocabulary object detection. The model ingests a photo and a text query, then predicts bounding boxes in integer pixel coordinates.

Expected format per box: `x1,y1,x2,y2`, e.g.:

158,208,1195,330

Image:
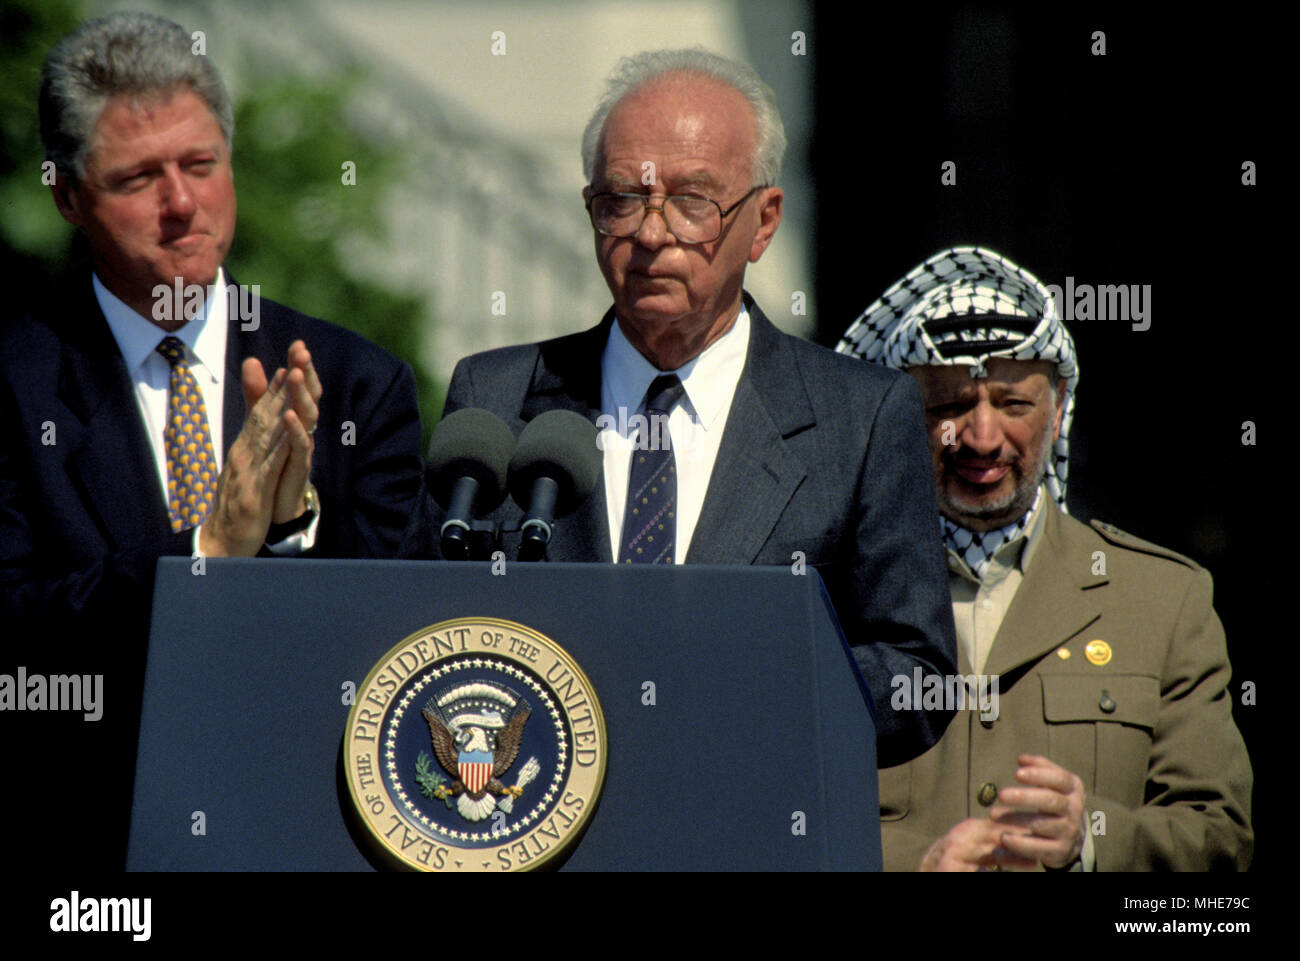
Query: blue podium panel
128,559,880,871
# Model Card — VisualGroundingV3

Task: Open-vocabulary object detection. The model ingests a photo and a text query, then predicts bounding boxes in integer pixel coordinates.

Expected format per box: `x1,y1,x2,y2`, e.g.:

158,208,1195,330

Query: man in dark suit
0,11,422,867
405,49,957,767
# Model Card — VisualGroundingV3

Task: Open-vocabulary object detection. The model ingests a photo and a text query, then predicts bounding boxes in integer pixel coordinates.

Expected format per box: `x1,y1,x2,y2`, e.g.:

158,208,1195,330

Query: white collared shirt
600,304,750,563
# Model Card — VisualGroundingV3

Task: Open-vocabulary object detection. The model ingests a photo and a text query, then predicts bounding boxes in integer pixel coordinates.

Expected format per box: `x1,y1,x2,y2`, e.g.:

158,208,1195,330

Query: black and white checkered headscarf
938,488,1039,581
835,246,1079,512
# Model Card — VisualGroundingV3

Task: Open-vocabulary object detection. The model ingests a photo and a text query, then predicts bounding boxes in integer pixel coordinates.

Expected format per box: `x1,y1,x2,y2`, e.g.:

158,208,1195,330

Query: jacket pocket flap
1041,674,1159,728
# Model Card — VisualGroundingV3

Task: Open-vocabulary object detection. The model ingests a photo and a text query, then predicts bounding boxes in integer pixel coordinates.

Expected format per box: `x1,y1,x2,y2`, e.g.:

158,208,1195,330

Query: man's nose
158,163,196,217
961,401,1005,454
633,198,675,249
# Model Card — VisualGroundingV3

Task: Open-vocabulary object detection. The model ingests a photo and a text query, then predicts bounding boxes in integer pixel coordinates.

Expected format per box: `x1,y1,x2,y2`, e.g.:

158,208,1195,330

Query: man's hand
198,341,322,556
918,755,1086,872
989,754,1086,869
198,365,294,557
919,817,1038,872
239,339,322,525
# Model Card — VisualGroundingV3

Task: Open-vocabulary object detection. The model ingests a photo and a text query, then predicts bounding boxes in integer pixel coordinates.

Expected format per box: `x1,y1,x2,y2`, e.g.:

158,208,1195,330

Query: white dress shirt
95,269,316,553
599,305,750,563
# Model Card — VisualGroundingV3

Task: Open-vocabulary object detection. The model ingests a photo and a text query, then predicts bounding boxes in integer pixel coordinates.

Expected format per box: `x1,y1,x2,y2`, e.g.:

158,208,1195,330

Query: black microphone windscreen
508,410,601,516
426,408,515,511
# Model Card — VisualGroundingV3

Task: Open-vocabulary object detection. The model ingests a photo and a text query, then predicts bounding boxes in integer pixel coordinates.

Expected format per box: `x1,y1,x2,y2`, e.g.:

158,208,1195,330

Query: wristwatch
266,484,319,543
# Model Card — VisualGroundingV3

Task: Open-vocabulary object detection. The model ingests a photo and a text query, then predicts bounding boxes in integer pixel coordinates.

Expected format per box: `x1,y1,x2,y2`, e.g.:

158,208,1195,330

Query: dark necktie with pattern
619,374,685,564
156,336,218,532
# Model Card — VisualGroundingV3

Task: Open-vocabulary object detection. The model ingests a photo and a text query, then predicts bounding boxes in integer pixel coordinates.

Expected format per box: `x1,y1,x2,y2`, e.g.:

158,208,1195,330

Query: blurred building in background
7,0,813,412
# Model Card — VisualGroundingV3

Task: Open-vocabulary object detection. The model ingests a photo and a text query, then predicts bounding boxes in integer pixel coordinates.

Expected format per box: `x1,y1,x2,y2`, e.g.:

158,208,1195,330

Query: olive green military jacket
879,502,1253,871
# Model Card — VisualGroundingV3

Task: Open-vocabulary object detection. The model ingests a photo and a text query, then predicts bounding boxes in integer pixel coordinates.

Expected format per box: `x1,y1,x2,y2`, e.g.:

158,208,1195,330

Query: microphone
508,410,601,561
426,408,516,560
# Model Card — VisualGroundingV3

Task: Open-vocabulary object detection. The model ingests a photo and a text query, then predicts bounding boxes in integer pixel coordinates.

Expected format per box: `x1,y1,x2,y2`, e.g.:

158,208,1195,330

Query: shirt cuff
265,504,321,555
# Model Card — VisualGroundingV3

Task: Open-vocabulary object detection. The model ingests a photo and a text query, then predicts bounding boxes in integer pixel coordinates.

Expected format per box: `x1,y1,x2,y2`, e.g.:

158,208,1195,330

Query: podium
127,559,881,870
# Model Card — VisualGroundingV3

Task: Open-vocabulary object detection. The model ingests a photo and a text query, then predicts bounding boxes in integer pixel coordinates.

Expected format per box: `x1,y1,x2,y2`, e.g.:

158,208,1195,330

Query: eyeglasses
585,186,765,244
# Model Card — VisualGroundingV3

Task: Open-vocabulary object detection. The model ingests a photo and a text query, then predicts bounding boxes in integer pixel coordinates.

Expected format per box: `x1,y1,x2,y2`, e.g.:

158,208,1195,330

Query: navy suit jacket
0,273,423,867
405,295,958,767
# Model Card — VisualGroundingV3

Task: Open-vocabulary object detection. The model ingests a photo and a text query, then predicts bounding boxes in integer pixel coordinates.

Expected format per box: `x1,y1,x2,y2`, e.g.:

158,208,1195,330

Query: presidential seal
345,618,606,871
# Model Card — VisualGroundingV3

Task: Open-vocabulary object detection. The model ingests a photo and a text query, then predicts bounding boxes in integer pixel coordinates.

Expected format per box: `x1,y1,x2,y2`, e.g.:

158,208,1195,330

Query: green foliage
0,0,84,275
415,750,448,801
226,68,440,448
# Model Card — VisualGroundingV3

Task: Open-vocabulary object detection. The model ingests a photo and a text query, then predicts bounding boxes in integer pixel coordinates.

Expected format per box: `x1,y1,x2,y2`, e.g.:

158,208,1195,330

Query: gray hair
40,10,234,183
581,48,786,186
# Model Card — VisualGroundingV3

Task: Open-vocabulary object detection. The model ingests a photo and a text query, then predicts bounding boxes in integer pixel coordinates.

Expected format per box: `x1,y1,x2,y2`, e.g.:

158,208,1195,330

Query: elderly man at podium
405,49,958,770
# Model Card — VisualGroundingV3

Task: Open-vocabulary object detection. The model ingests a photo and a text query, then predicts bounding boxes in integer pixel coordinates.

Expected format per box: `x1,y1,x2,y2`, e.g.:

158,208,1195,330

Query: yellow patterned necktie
156,336,218,532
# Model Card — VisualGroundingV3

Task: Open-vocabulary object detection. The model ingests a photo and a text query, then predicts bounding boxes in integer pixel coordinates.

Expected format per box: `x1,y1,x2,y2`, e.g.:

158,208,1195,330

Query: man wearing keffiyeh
837,247,1252,871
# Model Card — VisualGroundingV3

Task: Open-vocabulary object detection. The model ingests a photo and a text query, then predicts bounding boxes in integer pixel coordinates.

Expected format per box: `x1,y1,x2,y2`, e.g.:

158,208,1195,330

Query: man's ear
50,171,84,228
748,186,783,263
1052,377,1068,441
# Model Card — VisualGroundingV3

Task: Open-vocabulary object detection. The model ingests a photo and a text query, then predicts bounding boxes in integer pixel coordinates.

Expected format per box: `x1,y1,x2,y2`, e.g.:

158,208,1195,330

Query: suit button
980,716,995,729
977,782,998,806
1099,691,1116,713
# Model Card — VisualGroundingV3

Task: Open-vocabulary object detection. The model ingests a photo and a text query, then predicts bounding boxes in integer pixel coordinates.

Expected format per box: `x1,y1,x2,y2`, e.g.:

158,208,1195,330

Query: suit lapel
57,282,172,549
524,313,614,562
685,299,811,564
220,273,265,456
222,322,245,458
521,313,610,422
984,503,1105,676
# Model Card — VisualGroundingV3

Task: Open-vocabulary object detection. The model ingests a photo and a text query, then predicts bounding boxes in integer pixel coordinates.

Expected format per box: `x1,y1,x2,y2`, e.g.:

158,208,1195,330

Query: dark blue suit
404,295,958,767
0,274,423,867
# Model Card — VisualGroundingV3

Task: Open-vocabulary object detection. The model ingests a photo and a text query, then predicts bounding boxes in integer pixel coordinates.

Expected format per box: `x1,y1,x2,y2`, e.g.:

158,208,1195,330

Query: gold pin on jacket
1085,639,1112,666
